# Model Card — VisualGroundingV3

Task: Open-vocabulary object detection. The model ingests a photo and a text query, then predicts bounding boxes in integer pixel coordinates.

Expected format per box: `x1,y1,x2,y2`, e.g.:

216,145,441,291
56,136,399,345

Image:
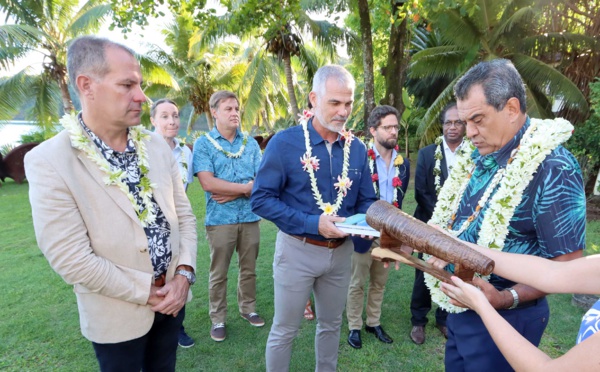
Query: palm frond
409,46,467,79
0,69,36,120
138,54,179,90
511,53,588,114
67,3,112,35
519,33,598,55
416,75,463,147
29,73,62,127
433,9,481,50
490,6,535,47
524,84,554,118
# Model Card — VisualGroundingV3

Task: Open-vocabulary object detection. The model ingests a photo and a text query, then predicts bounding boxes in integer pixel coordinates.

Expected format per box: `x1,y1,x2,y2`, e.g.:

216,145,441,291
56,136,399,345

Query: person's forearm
198,172,252,197
475,301,553,372
467,246,594,294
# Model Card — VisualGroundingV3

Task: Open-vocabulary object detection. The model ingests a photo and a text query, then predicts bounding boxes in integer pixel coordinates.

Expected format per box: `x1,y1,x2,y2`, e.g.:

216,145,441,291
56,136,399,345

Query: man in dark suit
346,105,410,349
409,102,465,344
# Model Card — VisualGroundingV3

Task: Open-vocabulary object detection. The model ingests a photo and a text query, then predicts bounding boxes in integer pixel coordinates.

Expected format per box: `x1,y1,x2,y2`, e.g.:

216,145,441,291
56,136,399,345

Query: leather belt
291,235,347,249
154,274,166,287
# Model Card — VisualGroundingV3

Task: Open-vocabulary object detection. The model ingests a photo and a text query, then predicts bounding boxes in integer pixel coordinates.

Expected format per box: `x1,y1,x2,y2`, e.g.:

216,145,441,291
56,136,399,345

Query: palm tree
0,0,111,128
226,0,357,123
409,0,592,147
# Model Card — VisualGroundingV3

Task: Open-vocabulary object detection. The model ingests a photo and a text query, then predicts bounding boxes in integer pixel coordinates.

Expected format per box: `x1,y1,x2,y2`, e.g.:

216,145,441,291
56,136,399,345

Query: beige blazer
25,128,197,343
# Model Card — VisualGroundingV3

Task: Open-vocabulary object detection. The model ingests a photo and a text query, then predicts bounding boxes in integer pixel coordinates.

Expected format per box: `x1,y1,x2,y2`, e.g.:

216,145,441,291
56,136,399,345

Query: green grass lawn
1,176,598,371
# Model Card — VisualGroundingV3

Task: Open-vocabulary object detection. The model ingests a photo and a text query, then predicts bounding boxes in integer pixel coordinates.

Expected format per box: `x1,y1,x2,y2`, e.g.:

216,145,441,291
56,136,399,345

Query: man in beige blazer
25,35,197,371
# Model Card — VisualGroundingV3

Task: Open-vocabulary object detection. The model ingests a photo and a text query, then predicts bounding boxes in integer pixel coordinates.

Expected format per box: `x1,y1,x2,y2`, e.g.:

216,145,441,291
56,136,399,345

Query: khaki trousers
206,222,260,324
346,243,390,330
266,232,353,372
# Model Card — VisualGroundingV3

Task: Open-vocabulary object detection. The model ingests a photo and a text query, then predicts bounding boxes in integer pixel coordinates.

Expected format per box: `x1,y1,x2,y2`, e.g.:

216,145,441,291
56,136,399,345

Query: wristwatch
175,269,196,285
505,287,519,309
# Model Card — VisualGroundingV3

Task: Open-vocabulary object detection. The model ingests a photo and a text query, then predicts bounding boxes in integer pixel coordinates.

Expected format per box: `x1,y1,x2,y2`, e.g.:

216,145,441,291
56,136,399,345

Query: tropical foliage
409,0,593,146
0,0,111,130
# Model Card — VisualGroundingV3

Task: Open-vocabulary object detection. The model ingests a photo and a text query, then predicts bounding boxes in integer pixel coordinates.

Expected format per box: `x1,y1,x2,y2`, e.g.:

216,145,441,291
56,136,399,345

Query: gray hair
367,105,399,129
454,59,526,113
209,90,239,111
439,101,457,124
150,98,178,118
312,65,355,98
67,35,135,95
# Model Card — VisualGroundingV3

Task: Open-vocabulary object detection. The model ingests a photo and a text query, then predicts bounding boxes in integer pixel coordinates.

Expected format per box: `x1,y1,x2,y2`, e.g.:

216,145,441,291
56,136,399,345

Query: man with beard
251,65,377,371
346,105,409,349
409,102,465,344
193,90,264,342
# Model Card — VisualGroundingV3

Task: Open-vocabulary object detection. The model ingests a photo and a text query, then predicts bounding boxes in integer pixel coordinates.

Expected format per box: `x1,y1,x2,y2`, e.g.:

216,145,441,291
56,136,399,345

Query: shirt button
140,247,147,252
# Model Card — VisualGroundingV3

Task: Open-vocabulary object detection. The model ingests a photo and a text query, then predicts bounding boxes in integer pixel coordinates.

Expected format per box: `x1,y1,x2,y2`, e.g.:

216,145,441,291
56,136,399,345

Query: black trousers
409,253,448,326
92,307,185,372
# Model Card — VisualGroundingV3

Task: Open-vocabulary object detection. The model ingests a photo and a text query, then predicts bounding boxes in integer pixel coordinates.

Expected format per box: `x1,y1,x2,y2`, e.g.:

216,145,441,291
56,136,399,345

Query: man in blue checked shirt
251,65,377,372
193,90,264,343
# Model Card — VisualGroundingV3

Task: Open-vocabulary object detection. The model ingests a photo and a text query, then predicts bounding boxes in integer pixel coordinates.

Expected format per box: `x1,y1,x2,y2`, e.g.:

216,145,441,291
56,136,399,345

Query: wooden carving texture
366,200,494,282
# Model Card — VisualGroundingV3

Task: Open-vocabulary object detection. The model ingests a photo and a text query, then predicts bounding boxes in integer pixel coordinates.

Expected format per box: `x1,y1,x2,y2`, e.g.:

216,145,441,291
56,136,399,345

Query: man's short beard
378,137,397,150
315,111,346,133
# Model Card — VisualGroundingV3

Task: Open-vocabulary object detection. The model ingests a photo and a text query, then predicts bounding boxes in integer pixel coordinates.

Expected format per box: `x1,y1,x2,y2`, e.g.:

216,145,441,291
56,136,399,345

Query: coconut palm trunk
283,53,300,122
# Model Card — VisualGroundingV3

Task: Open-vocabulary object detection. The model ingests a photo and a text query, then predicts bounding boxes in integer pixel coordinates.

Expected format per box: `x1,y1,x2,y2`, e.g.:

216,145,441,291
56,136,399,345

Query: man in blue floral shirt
193,90,263,342
428,59,586,372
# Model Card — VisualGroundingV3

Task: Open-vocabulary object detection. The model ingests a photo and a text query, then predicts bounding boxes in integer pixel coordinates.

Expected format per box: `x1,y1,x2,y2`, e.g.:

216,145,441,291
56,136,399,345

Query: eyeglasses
443,120,465,128
378,125,400,132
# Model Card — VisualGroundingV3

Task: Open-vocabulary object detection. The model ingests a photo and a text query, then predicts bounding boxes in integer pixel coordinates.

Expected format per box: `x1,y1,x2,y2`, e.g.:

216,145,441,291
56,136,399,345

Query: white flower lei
205,132,248,158
433,136,444,195
425,118,574,313
61,113,158,227
175,138,188,185
299,112,354,215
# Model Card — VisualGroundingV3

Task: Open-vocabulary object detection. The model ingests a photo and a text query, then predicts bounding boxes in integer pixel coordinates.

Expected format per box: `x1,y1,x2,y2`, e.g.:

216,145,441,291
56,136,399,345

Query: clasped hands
147,275,190,317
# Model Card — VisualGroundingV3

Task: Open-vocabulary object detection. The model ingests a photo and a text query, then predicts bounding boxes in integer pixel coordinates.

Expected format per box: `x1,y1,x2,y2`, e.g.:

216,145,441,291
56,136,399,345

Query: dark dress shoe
410,326,425,345
436,323,448,339
365,325,393,344
348,329,362,349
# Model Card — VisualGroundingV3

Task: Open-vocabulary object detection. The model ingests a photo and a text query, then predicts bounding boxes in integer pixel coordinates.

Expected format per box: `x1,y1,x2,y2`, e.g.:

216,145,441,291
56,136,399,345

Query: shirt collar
307,118,342,147
471,116,530,168
78,113,136,156
442,137,464,153
210,126,242,141
372,142,397,161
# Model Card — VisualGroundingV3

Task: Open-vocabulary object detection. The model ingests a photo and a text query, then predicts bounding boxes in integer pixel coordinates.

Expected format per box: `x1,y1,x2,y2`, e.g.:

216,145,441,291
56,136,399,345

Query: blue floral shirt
577,299,600,344
452,118,586,289
193,127,262,226
79,115,171,279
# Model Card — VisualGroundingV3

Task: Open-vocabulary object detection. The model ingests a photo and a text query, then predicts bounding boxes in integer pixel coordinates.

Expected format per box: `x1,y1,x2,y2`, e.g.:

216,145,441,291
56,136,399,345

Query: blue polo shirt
250,119,377,241
452,118,586,289
193,127,262,226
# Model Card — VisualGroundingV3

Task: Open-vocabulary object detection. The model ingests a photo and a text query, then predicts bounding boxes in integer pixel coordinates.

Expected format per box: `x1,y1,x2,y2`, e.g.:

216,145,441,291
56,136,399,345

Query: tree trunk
383,2,409,153
283,53,300,123
58,70,74,114
357,0,375,131
205,111,213,131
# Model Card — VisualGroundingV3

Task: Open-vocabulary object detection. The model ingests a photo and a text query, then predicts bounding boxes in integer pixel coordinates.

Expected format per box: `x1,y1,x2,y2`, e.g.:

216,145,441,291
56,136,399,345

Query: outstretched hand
441,276,493,312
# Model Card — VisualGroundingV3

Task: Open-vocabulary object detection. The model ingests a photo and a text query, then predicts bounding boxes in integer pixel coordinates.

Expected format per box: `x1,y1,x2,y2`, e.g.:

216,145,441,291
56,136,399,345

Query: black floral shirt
79,115,171,279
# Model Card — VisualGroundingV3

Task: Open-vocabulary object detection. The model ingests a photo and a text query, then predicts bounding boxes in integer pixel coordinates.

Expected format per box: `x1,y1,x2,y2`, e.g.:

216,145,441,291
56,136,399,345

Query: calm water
0,121,39,147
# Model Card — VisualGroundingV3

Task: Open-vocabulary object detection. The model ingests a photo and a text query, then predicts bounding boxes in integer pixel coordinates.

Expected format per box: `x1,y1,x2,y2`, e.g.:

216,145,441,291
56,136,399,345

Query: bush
566,78,600,194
